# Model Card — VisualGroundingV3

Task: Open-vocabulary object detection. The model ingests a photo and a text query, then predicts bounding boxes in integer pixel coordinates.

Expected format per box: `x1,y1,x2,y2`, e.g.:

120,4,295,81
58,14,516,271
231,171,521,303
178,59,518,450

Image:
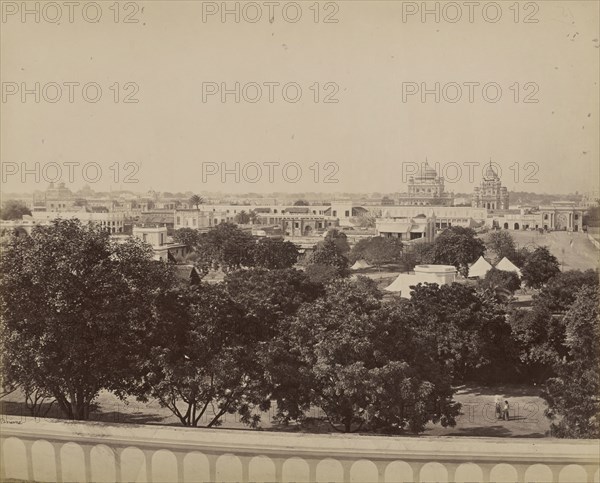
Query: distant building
539,201,584,231
30,211,125,233
472,162,509,210
581,190,600,208
174,209,228,230
131,226,188,261
380,206,486,230
487,202,585,231
397,161,454,206
32,182,77,212
256,213,338,237
375,214,436,242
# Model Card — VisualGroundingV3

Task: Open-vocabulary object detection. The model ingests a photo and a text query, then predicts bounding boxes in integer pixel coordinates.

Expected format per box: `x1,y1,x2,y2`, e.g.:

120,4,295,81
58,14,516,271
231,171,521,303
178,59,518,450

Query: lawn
489,230,598,271
1,384,551,438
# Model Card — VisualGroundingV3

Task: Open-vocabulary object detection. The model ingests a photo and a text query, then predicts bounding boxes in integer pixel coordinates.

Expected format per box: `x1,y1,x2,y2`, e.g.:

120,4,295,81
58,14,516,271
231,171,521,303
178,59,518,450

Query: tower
472,160,509,210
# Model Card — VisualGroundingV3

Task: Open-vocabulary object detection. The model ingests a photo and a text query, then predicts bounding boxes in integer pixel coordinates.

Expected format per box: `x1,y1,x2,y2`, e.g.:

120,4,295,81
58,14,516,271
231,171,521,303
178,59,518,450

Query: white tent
469,256,493,278
384,273,419,298
351,259,371,270
495,257,522,278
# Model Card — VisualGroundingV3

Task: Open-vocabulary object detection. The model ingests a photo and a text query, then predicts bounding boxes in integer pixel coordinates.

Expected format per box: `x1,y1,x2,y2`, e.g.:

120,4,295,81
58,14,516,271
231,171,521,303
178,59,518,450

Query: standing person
503,400,510,421
495,396,502,420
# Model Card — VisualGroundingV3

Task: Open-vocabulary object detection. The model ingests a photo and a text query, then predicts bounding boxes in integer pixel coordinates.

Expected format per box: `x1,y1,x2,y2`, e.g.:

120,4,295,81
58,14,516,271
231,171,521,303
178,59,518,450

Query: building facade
539,202,585,231
472,163,509,210
397,161,454,206
174,209,228,230
256,213,339,237
30,211,125,233
32,182,77,212
131,226,188,261
379,206,487,230
375,214,437,243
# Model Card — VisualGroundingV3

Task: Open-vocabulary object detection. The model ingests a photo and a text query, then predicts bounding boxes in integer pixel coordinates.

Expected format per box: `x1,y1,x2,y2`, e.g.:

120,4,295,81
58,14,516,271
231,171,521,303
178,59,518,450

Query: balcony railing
1,417,598,482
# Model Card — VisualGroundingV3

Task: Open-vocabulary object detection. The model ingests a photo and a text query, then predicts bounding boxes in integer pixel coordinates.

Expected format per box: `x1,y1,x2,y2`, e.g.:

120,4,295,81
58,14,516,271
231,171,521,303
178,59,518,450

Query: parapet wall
1,417,599,482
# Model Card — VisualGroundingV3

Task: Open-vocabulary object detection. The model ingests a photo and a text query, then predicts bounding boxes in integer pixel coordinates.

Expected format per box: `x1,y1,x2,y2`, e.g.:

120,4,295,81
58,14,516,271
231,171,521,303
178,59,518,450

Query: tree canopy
433,227,486,276
0,219,173,420
485,230,517,263
1,200,32,220
535,269,598,313
542,286,600,438
274,278,460,433
479,268,522,299
349,237,405,269
252,238,299,269
521,246,561,288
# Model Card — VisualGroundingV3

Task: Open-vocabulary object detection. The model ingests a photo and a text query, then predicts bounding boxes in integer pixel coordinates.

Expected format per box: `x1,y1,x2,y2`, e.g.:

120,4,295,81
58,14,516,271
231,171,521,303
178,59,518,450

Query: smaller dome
416,161,438,179
484,162,498,179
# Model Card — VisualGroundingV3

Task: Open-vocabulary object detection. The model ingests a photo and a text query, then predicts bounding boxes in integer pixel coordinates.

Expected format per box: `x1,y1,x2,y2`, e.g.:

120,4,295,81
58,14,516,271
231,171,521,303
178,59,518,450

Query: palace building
472,162,509,210
397,160,454,206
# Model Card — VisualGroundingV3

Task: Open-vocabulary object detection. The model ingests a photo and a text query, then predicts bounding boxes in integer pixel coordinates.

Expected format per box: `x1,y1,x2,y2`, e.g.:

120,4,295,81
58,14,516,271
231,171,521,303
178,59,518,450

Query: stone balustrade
1,417,599,482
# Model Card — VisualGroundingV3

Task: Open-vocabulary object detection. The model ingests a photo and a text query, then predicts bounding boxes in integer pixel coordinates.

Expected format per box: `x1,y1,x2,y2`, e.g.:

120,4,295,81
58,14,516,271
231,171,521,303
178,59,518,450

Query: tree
535,269,599,313
1,200,32,220
195,223,256,272
234,210,251,224
275,279,460,433
349,237,405,270
508,304,566,382
410,241,436,265
137,283,270,427
324,229,350,255
433,227,486,276
252,238,299,269
479,268,521,299
408,283,517,383
303,263,341,286
0,219,173,420
485,231,517,263
294,200,310,206
583,203,600,227
225,268,322,339
363,237,404,269
348,238,371,264
542,286,600,438
521,246,561,288
248,210,258,224
307,238,349,281
189,194,204,209
172,227,203,249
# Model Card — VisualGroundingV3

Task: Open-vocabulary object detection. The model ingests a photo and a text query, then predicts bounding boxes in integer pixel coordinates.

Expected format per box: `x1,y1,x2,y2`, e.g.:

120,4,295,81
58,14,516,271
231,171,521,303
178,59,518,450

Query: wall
1,418,599,482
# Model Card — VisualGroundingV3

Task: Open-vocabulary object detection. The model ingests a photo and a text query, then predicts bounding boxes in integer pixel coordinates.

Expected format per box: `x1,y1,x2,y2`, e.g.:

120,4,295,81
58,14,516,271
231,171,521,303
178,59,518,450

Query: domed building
32,182,77,212
472,162,509,210
397,160,454,206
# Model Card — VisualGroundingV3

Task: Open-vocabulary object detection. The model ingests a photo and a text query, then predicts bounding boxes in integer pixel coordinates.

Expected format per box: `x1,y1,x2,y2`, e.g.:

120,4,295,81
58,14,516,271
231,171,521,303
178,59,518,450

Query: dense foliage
521,246,561,288
542,286,600,438
272,278,460,433
1,200,32,220
1,220,172,419
2,221,598,438
349,237,406,269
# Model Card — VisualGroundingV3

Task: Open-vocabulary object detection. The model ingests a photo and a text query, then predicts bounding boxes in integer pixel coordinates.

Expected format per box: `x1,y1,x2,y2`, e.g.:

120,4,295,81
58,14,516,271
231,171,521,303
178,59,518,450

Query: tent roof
384,273,417,297
351,259,371,270
469,256,493,278
495,257,522,277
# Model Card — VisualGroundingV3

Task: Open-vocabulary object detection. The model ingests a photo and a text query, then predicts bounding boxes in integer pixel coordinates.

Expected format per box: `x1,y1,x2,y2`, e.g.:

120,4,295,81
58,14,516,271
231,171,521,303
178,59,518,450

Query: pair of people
495,396,510,421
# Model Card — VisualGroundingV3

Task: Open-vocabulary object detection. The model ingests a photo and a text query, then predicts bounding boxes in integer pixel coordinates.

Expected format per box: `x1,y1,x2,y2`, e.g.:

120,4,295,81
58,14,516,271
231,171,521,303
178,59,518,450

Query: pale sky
1,0,599,195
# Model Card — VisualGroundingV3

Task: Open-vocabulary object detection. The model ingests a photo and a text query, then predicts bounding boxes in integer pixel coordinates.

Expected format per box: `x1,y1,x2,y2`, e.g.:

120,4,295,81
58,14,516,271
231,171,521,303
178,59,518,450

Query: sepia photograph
1,0,599,481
